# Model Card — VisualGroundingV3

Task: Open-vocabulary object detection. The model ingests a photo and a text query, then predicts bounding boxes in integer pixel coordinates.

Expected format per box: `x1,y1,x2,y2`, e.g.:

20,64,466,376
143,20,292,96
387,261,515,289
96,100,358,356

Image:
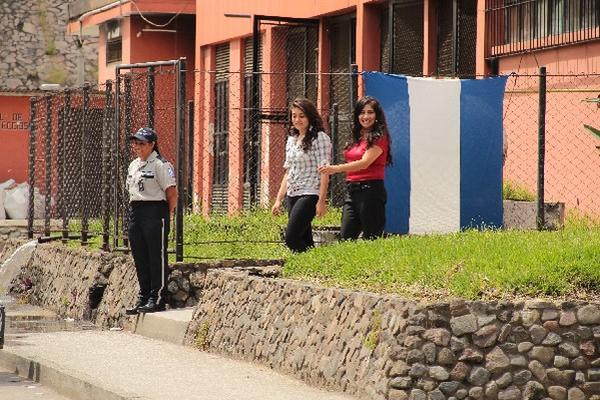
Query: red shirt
344,134,389,182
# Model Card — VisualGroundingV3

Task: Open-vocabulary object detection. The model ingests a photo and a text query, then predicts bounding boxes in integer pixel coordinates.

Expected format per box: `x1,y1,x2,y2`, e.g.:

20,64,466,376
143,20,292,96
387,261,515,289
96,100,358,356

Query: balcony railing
486,0,600,57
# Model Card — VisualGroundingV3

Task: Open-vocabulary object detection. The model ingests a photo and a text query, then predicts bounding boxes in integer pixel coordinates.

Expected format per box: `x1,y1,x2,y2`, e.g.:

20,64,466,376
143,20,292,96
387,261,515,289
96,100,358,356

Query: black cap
129,127,157,142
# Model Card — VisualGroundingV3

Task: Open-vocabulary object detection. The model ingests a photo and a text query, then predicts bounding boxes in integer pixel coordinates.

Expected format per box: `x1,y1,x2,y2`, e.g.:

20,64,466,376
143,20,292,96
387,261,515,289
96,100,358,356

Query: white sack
4,183,46,220
0,189,5,220
0,179,15,191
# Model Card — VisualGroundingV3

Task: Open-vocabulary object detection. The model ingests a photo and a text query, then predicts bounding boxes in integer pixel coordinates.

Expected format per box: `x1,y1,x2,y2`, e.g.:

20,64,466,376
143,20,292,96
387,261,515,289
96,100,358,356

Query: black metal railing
486,0,600,57
27,58,188,262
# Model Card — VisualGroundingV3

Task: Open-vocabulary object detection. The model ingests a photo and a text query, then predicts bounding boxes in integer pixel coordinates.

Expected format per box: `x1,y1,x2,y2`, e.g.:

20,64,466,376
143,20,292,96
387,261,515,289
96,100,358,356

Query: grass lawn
285,223,600,301
63,209,600,301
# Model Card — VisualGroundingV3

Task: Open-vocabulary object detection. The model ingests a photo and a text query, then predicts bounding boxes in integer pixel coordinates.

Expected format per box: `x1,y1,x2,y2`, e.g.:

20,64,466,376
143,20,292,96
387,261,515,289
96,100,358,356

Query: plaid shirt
284,131,332,197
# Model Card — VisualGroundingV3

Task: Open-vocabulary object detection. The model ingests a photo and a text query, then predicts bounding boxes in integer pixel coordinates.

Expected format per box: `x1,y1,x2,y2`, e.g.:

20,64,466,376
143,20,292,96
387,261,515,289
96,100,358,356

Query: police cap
129,127,157,143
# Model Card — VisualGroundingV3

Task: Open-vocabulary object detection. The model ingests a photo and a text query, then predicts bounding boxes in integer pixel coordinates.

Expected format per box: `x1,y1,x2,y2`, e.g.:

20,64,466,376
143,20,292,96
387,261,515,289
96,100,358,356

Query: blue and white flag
363,72,507,234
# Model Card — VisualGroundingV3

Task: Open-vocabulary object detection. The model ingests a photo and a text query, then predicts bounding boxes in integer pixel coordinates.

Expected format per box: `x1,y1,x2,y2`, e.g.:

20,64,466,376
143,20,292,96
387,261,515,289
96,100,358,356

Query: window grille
106,20,122,64
486,0,600,57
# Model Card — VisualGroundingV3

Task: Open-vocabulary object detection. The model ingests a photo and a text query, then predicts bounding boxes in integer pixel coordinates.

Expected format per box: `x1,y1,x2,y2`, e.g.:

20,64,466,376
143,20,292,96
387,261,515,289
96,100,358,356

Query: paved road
0,331,357,400
0,367,72,400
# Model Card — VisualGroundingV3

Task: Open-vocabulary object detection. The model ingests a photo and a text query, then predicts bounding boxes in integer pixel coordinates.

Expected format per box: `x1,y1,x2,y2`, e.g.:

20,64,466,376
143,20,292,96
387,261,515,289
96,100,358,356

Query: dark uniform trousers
128,201,170,305
340,180,387,240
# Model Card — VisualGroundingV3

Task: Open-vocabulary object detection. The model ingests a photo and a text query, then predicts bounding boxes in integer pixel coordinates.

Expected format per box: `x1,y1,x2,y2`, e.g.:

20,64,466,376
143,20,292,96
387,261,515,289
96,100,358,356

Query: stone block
450,314,478,336
429,366,449,381
578,305,600,325
567,388,585,400
389,389,409,400
473,324,499,348
423,328,451,346
503,200,564,230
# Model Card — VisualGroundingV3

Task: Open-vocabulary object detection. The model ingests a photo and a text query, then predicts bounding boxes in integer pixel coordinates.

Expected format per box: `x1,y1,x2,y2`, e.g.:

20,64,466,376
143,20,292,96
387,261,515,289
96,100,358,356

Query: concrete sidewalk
0,368,72,400
0,331,357,400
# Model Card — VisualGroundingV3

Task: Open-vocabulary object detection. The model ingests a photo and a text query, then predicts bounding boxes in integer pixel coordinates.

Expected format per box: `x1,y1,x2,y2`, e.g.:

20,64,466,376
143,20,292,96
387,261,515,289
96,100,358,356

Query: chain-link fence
27,84,109,242
27,59,189,260
194,69,360,215
504,71,600,224
195,68,600,229
26,61,600,258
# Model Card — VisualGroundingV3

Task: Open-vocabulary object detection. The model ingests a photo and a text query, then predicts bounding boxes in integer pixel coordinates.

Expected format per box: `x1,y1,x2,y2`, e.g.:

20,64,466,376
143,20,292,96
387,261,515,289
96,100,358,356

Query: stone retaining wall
4,240,600,399
2,240,280,329
186,277,600,400
0,225,29,242
0,0,98,90
184,270,408,399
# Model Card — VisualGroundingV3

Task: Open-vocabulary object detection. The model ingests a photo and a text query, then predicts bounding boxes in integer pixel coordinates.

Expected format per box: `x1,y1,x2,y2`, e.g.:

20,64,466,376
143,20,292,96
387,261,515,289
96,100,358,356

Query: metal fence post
102,81,113,251
387,1,395,74
249,16,261,206
57,99,64,241
350,63,358,111
329,103,339,201
0,305,5,349
113,74,121,249
81,83,90,245
147,66,155,129
187,100,195,209
62,90,71,242
44,95,53,237
27,98,38,239
176,58,187,262
123,75,132,249
537,66,547,230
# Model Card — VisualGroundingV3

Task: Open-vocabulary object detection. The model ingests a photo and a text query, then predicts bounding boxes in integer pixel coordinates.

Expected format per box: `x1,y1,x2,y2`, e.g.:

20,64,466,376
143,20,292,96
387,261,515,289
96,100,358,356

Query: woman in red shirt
319,96,391,239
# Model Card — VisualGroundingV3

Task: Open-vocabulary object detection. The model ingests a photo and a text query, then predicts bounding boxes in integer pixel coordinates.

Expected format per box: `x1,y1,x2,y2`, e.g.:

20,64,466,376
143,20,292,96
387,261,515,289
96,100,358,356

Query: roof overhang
67,0,195,34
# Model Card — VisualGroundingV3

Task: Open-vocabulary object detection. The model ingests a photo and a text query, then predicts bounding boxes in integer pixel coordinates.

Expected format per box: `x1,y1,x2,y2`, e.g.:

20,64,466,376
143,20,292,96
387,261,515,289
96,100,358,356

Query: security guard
125,127,177,314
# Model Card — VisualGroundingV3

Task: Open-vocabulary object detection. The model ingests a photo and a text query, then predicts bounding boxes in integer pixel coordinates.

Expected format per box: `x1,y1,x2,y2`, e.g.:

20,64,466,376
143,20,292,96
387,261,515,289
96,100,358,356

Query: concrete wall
98,14,196,90
499,41,600,76
6,240,600,400
0,223,29,242
0,95,32,183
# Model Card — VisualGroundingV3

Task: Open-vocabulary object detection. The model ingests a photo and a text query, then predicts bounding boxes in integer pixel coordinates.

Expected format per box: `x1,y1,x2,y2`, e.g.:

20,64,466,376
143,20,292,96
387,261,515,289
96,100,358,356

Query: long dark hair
289,98,325,152
152,141,161,157
347,96,392,165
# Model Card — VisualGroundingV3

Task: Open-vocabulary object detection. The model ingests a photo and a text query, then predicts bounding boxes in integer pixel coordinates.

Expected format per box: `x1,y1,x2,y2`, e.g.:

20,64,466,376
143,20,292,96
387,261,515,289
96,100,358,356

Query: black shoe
125,298,147,315
137,298,165,313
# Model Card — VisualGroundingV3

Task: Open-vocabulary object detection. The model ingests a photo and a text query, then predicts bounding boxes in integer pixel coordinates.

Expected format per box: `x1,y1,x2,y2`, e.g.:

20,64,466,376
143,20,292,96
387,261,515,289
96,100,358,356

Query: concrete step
132,307,194,345
0,296,96,338
6,308,57,321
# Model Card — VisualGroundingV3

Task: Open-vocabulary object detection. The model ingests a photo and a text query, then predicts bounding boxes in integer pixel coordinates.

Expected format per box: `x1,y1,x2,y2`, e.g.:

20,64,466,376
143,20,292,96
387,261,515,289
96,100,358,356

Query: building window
487,0,600,57
106,20,122,64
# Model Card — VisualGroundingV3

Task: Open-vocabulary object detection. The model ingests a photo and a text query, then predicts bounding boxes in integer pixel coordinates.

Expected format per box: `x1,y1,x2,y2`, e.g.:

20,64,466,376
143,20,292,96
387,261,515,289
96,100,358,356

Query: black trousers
128,201,170,304
285,195,318,253
340,180,387,240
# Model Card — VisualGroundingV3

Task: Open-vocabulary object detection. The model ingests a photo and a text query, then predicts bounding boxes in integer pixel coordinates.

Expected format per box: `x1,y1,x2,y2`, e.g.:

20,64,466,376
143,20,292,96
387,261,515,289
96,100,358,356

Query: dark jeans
285,195,318,253
340,180,387,240
128,201,170,305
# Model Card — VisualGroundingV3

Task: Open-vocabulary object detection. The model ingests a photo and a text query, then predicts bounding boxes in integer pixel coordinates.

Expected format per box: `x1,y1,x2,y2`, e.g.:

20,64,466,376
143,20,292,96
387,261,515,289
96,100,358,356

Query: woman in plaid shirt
272,98,332,252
